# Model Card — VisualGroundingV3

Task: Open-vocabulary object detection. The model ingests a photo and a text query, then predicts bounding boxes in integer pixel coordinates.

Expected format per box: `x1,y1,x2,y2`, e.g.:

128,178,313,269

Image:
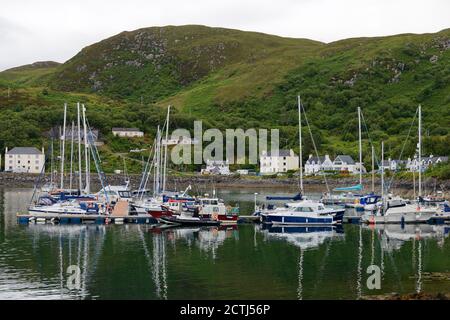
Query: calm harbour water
0,187,449,300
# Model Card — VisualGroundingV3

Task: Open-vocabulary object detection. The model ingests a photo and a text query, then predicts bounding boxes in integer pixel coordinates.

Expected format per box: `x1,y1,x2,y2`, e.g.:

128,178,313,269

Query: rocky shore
1,172,448,196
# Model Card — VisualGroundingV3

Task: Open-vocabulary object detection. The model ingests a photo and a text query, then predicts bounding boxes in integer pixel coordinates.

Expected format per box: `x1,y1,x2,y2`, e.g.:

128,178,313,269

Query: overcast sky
1,0,449,71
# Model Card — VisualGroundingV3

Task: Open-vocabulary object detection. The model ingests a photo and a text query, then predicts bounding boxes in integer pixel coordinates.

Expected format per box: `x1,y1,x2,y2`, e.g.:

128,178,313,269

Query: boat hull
160,216,221,226
261,213,334,225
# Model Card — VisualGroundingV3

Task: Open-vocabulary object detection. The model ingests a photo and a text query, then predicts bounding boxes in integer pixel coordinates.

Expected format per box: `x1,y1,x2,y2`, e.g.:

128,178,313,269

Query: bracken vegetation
0,25,449,174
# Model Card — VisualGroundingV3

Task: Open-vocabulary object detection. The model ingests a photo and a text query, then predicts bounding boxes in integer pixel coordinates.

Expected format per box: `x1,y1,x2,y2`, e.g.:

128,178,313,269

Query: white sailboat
363,105,438,224
260,96,341,225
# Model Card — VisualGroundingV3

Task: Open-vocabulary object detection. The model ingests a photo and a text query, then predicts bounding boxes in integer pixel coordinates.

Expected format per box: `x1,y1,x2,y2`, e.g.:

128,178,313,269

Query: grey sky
0,0,449,71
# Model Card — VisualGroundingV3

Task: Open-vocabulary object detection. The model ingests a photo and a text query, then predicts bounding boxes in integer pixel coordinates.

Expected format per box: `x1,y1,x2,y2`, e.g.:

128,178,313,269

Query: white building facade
304,154,334,175
406,155,448,172
112,128,144,138
259,149,299,174
201,160,231,175
4,147,45,173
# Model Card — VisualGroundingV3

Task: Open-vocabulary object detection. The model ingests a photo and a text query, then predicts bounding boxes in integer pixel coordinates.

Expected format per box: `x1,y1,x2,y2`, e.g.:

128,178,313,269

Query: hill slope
48,25,323,102
0,61,60,85
0,26,449,173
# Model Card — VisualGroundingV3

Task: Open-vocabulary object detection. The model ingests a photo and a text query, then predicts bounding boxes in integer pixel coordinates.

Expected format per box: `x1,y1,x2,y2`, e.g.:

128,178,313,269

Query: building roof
334,155,355,164
112,127,142,132
6,147,42,155
264,149,294,157
424,156,449,163
306,156,326,164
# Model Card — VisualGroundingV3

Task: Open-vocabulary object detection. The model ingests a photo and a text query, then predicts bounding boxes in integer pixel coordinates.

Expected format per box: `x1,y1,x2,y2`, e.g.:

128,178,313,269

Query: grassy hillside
47,25,323,103
0,61,60,85
0,25,449,174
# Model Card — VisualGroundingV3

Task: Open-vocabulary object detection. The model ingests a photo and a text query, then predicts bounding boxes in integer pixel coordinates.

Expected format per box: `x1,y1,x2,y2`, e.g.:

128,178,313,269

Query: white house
304,154,334,175
332,155,366,174
407,155,448,172
260,149,299,174
201,160,231,175
4,147,45,173
162,136,199,145
380,158,407,172
236,169,249,175
112,128,144,138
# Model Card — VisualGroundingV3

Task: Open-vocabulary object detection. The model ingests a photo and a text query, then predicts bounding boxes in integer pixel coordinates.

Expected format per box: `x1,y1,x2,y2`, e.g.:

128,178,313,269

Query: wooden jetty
17,212,158,225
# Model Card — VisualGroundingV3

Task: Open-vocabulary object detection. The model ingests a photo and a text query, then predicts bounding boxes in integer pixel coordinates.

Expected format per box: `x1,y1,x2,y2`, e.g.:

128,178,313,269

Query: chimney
5,147,8,154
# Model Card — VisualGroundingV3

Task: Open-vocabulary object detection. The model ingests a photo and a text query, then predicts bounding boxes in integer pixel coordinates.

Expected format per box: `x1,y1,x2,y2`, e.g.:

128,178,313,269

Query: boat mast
50,138,54,186
418,104,422,199
298,95,303,193
371,145,375,193
162,106,171,193
69,121,74,191
82,104,90,194
77,103,82,192
358,107,362,187
381,141,384,202
60,103,67,189
155,126,161,196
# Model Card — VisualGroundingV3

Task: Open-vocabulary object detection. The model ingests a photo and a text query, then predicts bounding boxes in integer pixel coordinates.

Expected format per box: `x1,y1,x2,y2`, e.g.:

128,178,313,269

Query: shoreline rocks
0,172,448,195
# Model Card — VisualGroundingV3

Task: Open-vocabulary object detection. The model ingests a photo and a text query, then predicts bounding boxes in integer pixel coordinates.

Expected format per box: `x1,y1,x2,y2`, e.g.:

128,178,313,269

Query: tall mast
155,126,161,196
69,121,74,191
50,139,54,186
358,107,362,186
297,95,303,193
418,104,422,198
82,104,90,194
381,141,384,201
371,145,375,193
77,103,82,192
60,103,67,189
162,106,171,192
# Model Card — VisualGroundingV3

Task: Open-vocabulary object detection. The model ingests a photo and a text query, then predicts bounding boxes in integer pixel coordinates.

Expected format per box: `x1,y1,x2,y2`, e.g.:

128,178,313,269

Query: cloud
0,0,449,70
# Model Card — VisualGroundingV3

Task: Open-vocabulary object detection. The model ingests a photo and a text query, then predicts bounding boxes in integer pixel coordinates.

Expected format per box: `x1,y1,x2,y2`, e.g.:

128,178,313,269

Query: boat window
119,191,132,198
295,207,313,212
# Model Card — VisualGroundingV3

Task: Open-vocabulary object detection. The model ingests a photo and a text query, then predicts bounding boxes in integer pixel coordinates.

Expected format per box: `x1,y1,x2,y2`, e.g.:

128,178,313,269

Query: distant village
1,127,448,176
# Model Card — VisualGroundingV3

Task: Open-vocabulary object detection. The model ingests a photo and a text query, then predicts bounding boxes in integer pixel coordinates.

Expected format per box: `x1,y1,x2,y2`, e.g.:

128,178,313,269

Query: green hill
47,25,323,102
0,61,60,85
0,25,449,174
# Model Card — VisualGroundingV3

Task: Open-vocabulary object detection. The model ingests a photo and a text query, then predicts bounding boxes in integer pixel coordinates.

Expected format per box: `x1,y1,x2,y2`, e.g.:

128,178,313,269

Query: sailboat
28,103,111,216
362,105,438,224
260,96,344,225
323,107,381,210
